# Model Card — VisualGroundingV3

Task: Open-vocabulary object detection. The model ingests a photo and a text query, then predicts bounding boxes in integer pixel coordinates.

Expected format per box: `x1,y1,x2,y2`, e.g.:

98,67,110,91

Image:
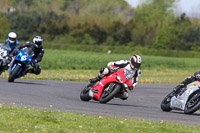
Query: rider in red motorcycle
89,54,142,100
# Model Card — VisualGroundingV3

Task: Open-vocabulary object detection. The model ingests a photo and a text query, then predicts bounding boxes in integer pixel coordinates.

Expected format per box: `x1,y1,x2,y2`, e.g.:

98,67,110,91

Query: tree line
0,0,200,52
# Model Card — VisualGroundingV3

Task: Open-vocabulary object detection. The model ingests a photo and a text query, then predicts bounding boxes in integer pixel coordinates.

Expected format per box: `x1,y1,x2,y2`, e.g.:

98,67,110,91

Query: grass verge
41,49,200,70
1,69,195,84
0,105,199,133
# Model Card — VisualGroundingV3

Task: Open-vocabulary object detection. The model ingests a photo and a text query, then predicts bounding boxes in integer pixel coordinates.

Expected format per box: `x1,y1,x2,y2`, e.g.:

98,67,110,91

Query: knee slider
35,69,41,75
34,65,41,75
99,68,110,78
101,68,110,75
99,68,105,73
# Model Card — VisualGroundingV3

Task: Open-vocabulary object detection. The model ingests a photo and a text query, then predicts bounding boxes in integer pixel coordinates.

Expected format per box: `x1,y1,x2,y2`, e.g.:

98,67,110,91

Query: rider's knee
99,68,110,78
121,91,128,100
116,91,128,100
35,69,41,75
34,65,41,75
100,68,110,75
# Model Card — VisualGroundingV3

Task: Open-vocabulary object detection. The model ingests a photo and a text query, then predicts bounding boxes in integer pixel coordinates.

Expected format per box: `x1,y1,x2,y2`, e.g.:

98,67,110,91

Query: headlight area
116,76,123,83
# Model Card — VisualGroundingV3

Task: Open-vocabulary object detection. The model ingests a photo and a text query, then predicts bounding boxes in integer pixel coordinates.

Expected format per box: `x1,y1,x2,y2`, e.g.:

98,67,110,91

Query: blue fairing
9,47,34,78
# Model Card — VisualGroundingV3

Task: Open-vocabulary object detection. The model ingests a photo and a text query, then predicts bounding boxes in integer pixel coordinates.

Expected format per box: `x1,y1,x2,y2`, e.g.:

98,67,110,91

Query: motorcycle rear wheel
80,83,92,101
160,92,174,112
184,91,200,114
8,64,21,82
99,83,121,104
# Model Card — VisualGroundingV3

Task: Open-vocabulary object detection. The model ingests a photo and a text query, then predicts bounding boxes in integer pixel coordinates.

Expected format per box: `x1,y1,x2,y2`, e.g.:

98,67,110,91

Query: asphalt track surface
0,77,200,126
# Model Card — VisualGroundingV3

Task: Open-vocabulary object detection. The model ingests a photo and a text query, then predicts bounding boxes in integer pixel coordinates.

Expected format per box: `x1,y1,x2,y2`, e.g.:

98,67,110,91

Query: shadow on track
89,101,148,108
9,81,46,86
171,111,200,116
106,102,148,108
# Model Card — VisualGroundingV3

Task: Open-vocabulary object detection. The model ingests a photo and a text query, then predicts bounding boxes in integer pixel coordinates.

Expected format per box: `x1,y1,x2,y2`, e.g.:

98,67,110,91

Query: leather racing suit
90,59,141,100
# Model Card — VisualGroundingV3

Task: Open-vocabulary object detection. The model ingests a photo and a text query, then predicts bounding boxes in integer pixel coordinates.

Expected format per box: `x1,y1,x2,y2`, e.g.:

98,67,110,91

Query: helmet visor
36,41,42,46
131,58,141,70
9,37,16,41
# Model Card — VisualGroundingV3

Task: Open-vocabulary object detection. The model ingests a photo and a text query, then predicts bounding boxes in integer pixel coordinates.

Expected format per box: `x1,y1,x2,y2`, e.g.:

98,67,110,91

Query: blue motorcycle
8,47,34,82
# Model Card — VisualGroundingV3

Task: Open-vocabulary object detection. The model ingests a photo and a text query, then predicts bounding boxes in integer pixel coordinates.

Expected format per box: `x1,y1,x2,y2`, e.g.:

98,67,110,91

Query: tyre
99,83,121,104
8,64,21,82
184,91,200,114
80,83,92,101
160,92,174,112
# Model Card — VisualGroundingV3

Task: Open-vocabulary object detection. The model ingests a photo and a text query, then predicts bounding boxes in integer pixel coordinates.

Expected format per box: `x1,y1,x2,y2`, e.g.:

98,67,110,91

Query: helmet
8,32,17,43
33,36,43,46
130,54,142,70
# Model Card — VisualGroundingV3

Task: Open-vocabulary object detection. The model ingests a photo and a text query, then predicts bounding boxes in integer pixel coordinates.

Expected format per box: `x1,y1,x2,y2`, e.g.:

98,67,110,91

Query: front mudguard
8,64,22,82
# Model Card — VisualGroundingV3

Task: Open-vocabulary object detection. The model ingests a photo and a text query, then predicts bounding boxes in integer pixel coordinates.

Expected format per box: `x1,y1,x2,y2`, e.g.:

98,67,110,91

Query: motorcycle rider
173,71,200,94
90,54,142,100
13,36,44,76
0,32,20,73
5,32,19,53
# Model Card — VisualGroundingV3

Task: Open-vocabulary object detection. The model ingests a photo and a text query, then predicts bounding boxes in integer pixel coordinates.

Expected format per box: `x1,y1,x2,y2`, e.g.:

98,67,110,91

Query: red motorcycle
80,68,134,103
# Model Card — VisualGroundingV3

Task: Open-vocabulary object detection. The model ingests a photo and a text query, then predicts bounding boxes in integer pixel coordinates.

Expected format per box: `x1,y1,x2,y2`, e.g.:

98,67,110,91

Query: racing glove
13,49,19,56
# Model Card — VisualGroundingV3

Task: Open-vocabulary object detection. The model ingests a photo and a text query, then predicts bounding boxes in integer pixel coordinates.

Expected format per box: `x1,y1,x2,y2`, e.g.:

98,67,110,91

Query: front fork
9,63,23,77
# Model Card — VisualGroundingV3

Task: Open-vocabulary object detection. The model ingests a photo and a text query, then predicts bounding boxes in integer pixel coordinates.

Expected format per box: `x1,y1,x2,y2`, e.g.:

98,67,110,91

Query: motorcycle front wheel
160,92,174,112
80,83,92,101
99,83,121,104
184,91,200,114
8,64,21,82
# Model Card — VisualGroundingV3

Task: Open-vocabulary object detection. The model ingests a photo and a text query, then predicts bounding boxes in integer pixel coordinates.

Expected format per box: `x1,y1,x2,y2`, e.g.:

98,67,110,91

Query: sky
125,0,200,17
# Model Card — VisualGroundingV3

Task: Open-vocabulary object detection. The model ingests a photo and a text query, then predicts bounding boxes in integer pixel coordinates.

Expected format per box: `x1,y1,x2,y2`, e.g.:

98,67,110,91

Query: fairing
170,81,200,110
89,68,133,100
9,48,33,77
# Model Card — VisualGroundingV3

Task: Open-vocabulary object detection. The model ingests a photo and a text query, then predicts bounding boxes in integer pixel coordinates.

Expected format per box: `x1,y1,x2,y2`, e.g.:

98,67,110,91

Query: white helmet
130,54,142,70
8,32,17,43
33,36,43,46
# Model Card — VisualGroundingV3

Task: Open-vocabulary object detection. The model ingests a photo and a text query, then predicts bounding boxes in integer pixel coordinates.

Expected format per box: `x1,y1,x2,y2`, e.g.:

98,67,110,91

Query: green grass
41,49,200,71
0,69,194,84
1,49,198,84
0,105,199,133
35,49,200,84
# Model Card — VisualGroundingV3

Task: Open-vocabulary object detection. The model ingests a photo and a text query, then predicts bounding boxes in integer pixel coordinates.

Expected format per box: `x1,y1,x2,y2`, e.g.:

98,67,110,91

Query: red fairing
90,68,133,100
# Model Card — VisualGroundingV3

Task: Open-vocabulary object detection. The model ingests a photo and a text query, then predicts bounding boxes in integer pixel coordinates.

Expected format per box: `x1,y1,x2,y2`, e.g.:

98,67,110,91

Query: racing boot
89,68,110,83
116,90,128,100
173,83,185,94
